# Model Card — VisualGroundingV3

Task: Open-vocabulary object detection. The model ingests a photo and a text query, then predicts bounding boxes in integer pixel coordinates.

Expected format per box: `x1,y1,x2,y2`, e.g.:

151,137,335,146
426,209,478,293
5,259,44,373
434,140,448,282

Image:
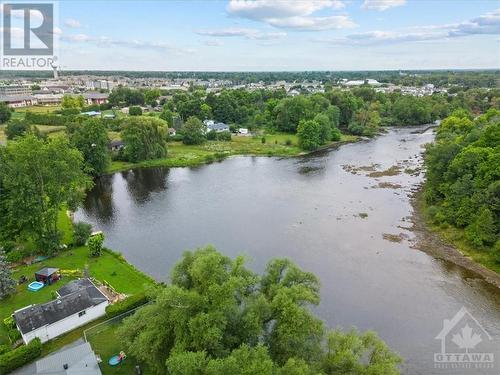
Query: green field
108,133,357,173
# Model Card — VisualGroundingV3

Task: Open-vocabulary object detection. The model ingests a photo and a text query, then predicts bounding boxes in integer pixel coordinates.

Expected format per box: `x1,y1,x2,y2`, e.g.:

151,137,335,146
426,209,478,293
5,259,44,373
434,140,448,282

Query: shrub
331,127,341,141
105,292,148,318
7,328,21,343
129,106,143,116
0,345,10,356
285,139,292,146
73,222,92,246
6,250,23,263
88,233,104,257
261,137,266,144
0,338,42,374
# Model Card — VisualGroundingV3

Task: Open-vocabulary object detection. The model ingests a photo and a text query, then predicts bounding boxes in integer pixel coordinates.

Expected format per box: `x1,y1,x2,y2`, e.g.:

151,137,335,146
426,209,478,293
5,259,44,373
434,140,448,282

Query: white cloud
362,0,406,11
196,28,286,40
226,0,355,31
203,39,224,46
64,18,81,28
317,8,500,45
61,33,195,55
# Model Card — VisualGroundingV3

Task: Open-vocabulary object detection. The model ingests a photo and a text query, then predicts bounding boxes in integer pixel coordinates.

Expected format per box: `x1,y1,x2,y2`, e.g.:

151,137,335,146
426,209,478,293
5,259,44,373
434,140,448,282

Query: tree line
424,109,499,261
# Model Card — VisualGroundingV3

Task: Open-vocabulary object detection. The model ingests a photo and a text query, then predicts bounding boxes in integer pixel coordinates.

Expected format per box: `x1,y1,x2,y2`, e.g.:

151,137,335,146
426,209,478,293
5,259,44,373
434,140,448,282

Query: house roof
0,94,37,102
14,279,108,334
35,267,59,277
36,342,102,375
57,278,95,297
207,122,229,131
82,92,109,100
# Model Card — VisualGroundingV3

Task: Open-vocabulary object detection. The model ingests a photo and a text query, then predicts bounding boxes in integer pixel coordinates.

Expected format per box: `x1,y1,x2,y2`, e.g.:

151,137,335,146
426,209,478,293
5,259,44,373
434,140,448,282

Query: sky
15,0,500,71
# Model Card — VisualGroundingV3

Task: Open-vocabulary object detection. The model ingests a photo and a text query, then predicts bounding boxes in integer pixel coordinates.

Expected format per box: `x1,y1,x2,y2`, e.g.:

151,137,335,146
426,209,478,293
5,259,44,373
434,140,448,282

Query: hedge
0,338,42,374
105,292,148,318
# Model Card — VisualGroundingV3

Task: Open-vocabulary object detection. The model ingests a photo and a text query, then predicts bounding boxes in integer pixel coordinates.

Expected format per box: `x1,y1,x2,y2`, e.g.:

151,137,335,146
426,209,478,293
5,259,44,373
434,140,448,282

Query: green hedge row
105,292,148,318
25,112,70,126
0,338,42,374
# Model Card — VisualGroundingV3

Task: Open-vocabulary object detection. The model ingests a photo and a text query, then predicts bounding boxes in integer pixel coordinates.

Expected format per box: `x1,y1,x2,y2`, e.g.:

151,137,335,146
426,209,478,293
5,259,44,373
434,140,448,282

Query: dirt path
410,188,500,289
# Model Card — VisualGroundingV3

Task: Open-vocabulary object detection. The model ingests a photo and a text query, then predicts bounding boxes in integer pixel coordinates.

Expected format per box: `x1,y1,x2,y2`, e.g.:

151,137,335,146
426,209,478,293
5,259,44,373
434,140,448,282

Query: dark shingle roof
57,278,94,297
36,342,102,375
14,279,107,334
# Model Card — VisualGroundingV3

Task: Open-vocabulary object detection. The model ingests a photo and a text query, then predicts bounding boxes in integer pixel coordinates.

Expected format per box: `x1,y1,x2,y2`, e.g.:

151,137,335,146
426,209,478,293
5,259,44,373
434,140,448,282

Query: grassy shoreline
413,189,500,278
107,134,359,174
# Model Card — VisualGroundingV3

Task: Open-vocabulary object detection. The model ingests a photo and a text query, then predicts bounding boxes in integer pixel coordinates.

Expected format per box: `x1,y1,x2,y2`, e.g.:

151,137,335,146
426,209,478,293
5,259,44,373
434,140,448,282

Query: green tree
297,120,322,151
5,120,32,140
121,117,167,162
144,88,161,106
88,233,104,257
314,113,332,144
0,102,12,124
0,250,16,299
129,106,143,116
182,116,206,145
68,119,110,175
61,95,84,110
0,136,92,253
73,222,92,246
117,247,401,375
160,108,174,126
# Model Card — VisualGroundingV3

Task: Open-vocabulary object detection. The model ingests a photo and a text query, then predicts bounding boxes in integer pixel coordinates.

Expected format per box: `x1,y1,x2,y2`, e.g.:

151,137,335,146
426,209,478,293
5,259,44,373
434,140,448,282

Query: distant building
34,93,64,105
83,92,109,105
203,119,229,133
14,278,109,344
35,342,102,375
238,128,249,135
109,140,125,151
0,94,38,107
0,85,31,96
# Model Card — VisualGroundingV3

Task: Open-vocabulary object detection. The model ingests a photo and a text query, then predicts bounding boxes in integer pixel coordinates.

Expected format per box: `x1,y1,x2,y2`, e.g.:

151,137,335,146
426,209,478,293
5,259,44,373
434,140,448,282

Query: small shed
35,267,60,285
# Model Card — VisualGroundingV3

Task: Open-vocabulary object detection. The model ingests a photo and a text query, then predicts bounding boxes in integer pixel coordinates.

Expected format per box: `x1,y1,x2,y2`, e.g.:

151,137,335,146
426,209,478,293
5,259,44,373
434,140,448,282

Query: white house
238,128,249,135
14,278,109,344
203,119,230,133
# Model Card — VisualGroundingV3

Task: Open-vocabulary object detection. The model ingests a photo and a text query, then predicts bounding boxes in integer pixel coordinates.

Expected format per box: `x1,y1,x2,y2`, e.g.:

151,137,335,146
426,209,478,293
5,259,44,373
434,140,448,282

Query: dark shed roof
35,267,59,277
14,279,107,334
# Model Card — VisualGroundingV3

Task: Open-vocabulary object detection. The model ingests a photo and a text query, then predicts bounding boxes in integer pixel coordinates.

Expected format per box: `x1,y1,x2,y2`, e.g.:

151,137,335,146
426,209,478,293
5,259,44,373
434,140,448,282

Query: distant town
0,69,467,110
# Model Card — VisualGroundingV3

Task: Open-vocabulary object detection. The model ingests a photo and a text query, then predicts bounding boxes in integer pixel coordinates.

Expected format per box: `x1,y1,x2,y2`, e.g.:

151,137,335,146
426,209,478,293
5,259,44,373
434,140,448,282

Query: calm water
76,127,500,374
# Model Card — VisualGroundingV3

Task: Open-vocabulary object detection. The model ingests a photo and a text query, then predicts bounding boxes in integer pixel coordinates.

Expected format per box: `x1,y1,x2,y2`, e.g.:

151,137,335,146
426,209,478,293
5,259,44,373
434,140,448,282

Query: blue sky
52,0,500,70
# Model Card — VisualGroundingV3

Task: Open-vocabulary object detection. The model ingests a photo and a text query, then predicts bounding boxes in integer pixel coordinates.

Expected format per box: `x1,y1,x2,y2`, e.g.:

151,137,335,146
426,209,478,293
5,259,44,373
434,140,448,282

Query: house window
78,310,86,317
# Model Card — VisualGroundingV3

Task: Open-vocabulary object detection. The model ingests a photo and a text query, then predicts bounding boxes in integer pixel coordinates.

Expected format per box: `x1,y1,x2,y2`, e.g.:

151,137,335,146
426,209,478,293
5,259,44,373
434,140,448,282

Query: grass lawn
0,246,155,345
87,321,149,374
108,133,358,173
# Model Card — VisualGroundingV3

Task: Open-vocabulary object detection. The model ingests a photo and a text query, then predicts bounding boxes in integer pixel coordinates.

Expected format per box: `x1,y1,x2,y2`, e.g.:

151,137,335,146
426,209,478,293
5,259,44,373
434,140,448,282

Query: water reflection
82,175,115,225
121,167,169,205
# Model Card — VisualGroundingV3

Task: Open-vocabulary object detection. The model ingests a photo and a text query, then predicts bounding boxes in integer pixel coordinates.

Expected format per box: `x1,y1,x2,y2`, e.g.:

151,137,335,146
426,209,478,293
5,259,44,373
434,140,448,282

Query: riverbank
411,189,500,288
107,134,359,174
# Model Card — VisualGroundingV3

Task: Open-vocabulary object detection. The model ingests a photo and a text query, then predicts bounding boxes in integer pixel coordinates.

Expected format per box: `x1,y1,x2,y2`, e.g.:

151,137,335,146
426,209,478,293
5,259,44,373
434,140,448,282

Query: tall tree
68,119,110,175
122,117,167,162
118,247,401,374
182,116,206,145
0,102,12,124
0,136,92,253
0,250,16,299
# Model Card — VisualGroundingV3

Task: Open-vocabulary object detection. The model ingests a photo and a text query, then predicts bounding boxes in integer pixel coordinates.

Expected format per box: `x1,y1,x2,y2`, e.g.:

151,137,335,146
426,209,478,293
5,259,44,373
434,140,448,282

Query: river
75,126,500,374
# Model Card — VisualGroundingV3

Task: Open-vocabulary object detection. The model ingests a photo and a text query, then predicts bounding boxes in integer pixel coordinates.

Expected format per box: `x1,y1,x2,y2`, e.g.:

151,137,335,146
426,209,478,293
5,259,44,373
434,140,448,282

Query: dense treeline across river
424,109,500,270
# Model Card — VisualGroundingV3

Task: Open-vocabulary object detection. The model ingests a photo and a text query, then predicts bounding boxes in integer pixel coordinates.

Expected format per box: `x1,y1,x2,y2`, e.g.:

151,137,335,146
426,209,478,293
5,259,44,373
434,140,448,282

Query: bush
0,241,17,254
0,338,42,374
331,127,341,141
261,137,266,144
105,292,148,318
285,139,292,146
6,250,23,263
73,222,92,246
7,328,21,343
129,106,143,116
88,233,104,257
0,345,10,356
